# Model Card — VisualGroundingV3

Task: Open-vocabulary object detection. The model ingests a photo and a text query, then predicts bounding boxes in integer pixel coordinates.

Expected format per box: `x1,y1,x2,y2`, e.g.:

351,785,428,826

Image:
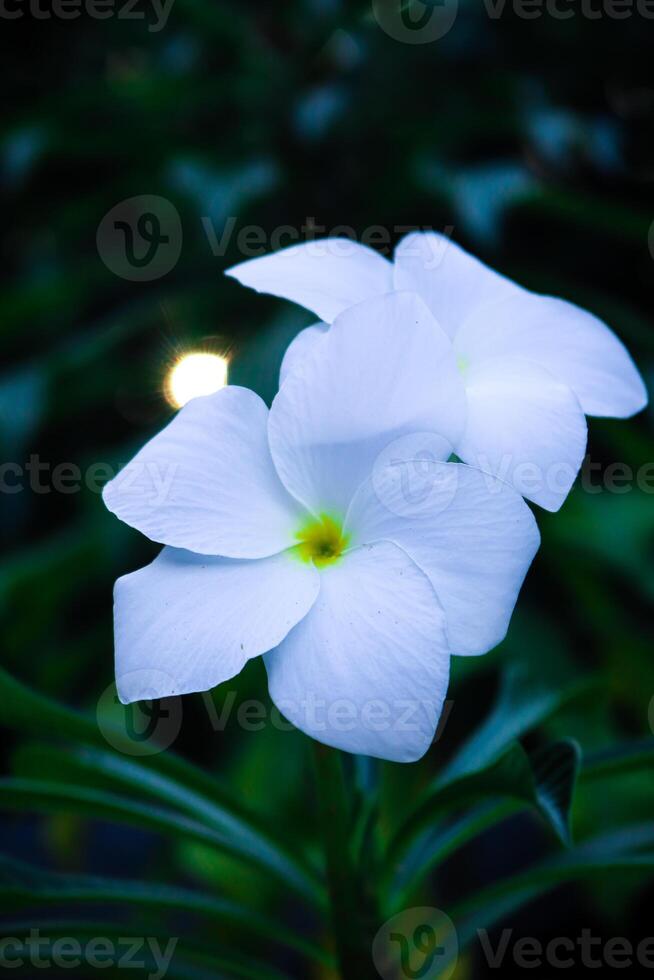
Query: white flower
103,293,539,762
226,232,648,511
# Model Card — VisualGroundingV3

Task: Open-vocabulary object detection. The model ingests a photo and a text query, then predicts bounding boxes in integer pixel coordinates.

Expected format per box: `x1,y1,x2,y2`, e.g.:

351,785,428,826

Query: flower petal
455,292,648,419
393,231,517,338
264,541,450,762
268,292,466,517
456,356,587,512
114,547,320,703
103,386,304,559
346,460,540,656
226,239,393,323
279,322,329,386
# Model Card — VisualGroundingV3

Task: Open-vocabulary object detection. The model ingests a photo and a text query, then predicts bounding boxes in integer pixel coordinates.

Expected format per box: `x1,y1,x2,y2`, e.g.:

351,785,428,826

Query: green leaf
0,777,322,905
384,740,580,909
453,825,654,949
441,664,593,783
11,743,323,904
0,855,330,969
0,922,292,980
382,736,654,913
0,667,324,904
391,739,580,855
529,739,581,846
581,737,654,783
0,662,101,746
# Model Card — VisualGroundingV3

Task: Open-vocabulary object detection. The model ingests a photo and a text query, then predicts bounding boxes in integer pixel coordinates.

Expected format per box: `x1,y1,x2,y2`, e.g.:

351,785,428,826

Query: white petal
114,547,320,703
279,322,329,386
393,231,517,338
456,356,587,512
264,541,450,762
455,292,648,419
103,386,304,558
226,239,393,323
268,292,466,517
346,460,540,656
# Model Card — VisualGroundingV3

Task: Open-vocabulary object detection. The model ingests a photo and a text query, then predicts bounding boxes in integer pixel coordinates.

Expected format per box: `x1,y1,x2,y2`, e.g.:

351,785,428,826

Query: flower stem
313,742,374,979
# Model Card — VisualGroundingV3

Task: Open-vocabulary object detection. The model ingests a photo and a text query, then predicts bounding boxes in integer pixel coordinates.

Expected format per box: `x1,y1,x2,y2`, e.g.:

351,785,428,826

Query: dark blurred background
1,0,654,977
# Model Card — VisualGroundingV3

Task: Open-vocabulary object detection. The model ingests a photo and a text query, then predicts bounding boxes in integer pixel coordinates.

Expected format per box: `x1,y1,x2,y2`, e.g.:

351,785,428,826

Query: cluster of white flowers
104,233,647,762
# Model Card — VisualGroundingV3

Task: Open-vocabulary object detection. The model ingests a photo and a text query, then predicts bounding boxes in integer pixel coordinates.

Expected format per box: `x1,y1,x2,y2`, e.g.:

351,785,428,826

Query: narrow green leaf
0,778,320,903
441,665,593,783
0,666,323,904
383,736,653,913
529,739,580,846
0,916,293,979
453,826,654,949
379,663,592,907
11,743,322,904
0,663,101,746
391,740,579,858
384,740,580,909
0,777,246,851
0,930,290,980
581,737,654,783
383,801,520,915
0,855,330,969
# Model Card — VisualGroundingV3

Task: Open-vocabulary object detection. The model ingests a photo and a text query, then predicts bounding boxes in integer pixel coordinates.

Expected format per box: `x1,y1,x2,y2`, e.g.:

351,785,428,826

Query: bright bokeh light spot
166,352,229,408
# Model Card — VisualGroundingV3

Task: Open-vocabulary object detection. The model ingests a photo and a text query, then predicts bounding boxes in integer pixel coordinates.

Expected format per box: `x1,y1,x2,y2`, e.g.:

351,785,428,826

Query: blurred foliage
2,0,654,976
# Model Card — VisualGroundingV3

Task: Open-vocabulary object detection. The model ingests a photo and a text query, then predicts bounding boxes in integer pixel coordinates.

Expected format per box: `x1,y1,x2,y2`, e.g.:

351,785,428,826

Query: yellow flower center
456,354,469,375
295,513,350,568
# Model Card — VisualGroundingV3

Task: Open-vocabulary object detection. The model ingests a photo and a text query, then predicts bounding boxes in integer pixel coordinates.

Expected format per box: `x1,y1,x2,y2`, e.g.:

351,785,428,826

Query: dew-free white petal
346,461,540,656
279,322,329,386
393,231,517,338
114,547,320,704
226,239,393,323
455,356,588,512
264,541,450,762
268,292,466,517
455,292,648,419
103,386,304,558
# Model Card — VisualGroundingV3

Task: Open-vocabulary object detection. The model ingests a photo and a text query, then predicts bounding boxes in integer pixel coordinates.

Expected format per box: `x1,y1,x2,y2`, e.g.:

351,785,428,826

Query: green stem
313,742,374,980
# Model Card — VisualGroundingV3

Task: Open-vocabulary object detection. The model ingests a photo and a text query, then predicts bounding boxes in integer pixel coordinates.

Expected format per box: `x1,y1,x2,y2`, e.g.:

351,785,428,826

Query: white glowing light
166,352,229,408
